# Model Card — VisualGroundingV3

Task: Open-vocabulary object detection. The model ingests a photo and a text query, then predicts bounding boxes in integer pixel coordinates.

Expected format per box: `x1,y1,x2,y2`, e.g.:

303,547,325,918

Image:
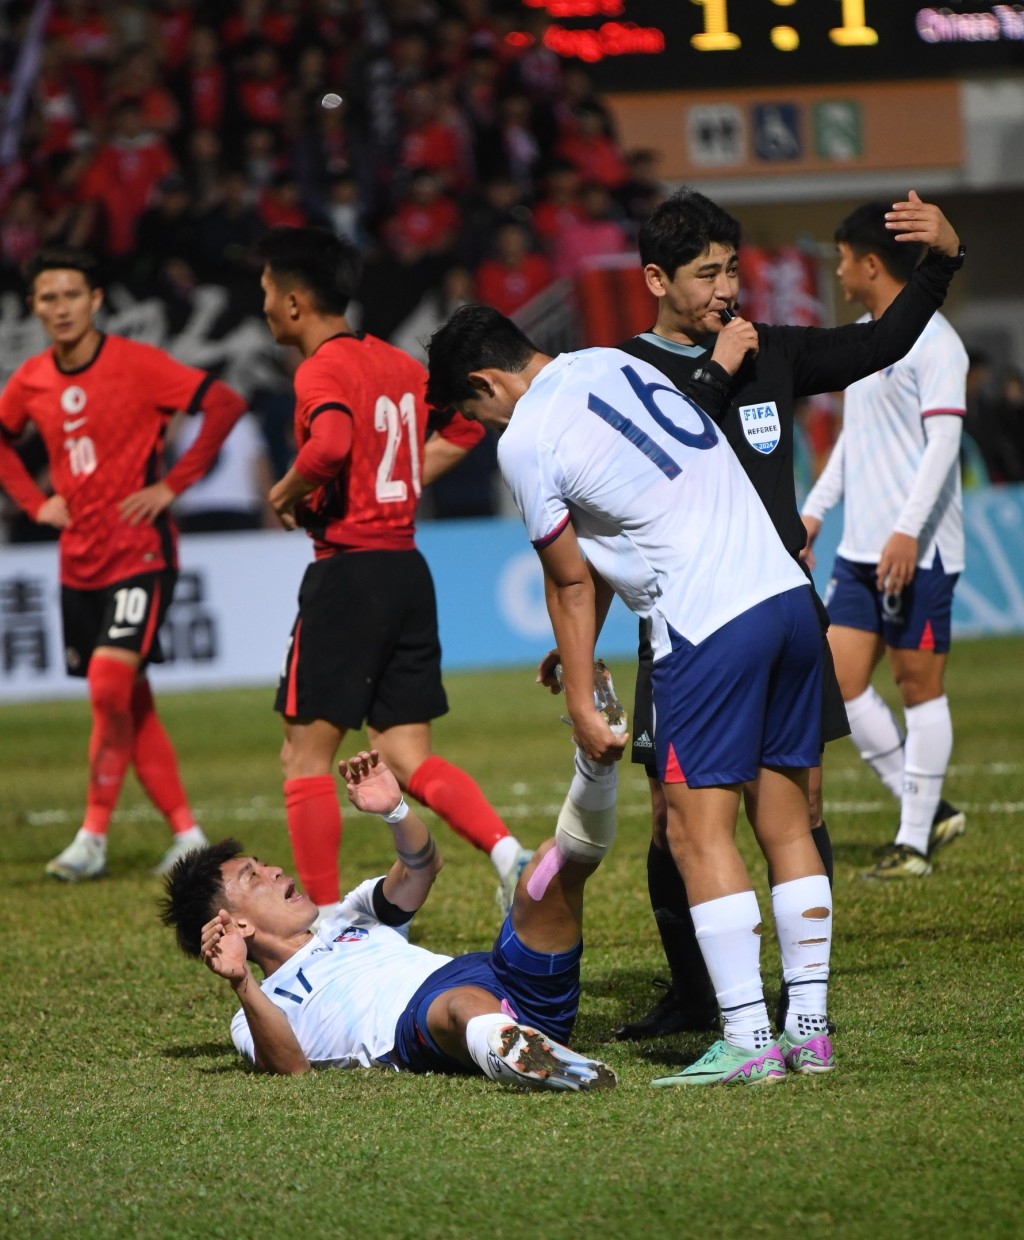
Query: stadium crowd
0,0,673,530
0,0,662,332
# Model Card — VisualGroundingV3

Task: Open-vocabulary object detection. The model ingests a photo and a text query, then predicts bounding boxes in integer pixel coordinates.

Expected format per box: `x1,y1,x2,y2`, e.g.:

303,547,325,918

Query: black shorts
275,549,449,731
61,570,177,678
630,590,850,774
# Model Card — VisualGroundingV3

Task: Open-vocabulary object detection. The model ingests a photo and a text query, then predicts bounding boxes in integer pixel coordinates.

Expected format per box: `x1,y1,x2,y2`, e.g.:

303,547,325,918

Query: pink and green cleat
652,1038,787,1087
778,1031,836,1074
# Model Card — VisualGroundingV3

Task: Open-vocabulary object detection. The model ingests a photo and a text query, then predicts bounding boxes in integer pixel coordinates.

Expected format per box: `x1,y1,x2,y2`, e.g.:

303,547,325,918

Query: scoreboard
516,1,1024,92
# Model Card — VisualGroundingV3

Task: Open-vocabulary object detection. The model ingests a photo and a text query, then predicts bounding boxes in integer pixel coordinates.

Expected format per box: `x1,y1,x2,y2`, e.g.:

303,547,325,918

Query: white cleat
46,832,107,882
485,1022,616,1092
496,846,533,916
151,826,209,876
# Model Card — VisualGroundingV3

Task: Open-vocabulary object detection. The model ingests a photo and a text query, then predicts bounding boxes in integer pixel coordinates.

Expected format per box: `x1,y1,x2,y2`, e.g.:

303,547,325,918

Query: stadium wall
2,485,1022,702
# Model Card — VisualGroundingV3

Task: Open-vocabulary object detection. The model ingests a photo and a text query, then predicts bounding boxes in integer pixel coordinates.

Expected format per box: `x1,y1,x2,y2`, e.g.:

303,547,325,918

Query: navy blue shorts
651,587,822,787
823,552,958,652
389,917,583,1074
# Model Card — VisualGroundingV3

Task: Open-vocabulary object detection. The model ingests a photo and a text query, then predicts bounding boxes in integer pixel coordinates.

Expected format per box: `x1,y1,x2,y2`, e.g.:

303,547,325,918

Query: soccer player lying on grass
160,749,617,1090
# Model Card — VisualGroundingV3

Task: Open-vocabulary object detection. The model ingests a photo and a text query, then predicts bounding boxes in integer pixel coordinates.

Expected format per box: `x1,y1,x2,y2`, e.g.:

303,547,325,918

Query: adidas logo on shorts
634,730,654,749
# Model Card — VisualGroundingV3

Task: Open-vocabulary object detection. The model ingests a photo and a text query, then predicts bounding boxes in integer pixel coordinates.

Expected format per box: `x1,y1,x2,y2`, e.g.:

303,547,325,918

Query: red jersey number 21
374,392,420,504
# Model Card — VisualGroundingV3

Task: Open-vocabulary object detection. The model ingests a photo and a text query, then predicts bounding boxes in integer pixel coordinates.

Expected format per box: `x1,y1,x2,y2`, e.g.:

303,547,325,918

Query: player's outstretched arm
886,190,960,257
340,751,442,914
200,910,311,1075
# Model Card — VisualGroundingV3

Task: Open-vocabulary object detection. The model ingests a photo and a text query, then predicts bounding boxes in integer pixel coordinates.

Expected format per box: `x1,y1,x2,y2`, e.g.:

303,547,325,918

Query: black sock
767,820,835,889
647,840,716,1009
812,820,834,888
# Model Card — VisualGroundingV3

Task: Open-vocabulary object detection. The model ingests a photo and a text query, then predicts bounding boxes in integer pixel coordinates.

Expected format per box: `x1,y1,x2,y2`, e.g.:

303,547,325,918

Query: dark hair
159,838,244,958
254,226,361,315
835,201,924,283
23,246,102,292
426,304,537,408
638,188,741,277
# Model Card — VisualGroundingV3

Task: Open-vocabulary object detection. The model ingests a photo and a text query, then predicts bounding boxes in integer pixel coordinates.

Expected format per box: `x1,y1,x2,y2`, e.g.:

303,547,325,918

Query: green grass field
2,636,1023,1239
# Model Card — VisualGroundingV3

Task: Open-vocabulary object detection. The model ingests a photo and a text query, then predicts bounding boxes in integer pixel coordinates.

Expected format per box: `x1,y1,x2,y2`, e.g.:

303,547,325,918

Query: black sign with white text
516,1,1024,92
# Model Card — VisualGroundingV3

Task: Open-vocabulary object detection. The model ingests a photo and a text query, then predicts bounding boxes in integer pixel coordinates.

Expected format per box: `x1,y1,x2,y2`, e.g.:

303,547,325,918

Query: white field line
19,788,1016,828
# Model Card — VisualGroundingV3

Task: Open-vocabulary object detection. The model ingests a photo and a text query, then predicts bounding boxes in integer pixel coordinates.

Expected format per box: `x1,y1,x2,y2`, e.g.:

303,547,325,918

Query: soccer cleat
929,799,966,853
485,1022,616,1092
555,659,628,735
779,1031,836,1074
496,846,534,916
615,980,719,1041
862,842,932,880
652,1039,787,1087
45,832,107,882
151,826,210,876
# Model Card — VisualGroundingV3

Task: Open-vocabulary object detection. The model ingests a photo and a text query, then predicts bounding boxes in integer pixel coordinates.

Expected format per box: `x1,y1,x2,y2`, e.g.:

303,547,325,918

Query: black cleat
928,799,966,854
615,979,719,1041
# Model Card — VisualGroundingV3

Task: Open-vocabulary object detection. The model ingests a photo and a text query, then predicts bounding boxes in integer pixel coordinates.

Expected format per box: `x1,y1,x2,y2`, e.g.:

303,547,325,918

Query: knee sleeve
554,794,617,865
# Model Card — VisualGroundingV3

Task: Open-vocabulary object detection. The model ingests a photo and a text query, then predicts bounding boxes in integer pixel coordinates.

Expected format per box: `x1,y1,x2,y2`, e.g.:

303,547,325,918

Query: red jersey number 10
66,433,98,477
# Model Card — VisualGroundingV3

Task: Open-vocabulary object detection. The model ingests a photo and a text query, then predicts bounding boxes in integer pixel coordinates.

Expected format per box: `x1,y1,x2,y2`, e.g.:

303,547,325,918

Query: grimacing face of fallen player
220,856,316,935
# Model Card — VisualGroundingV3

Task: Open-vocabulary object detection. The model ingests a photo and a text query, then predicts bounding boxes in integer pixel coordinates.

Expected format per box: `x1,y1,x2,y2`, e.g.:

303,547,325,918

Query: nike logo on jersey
63,417,88,432
107,625,138,638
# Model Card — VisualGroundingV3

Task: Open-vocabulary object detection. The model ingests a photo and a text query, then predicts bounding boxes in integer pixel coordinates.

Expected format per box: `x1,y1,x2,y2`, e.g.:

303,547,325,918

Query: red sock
130,678,194,833
283,775,342,905
83,655,137,836
406,755,509,853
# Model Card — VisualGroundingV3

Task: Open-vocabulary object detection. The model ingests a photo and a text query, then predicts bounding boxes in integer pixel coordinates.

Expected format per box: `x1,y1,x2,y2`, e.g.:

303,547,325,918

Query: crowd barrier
2,484,1022,702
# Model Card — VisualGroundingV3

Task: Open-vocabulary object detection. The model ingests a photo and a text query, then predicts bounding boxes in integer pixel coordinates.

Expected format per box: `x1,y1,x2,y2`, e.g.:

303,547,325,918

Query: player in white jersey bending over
161,748,617,1090
802,194,968,881
426,307,832,1086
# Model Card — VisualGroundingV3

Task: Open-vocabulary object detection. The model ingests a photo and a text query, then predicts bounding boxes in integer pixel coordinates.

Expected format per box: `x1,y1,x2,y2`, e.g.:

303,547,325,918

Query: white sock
691,890,772,1052
895,695,953,854
465,1012,515,1080
845,686,905,799
490,836,523,877
772,875,831,1042
570,746,618,810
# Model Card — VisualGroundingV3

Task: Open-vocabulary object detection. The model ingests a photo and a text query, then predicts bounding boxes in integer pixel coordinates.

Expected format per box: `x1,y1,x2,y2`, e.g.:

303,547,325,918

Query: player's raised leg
424,744,620,1091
